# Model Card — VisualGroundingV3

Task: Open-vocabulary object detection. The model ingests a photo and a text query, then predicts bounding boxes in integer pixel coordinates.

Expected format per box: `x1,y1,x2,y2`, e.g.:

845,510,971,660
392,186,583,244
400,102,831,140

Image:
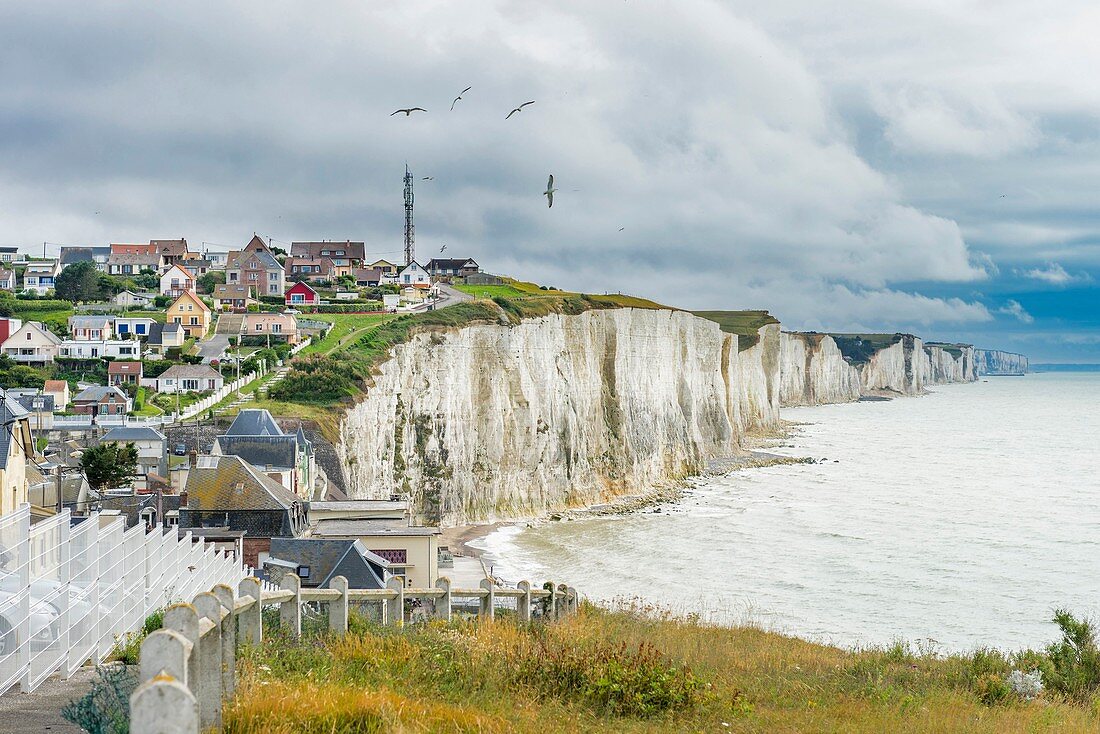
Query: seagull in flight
618,227,625,232
506,101,535,119
543,174,557,208
391,107,427,116
450,86,472,111
440,244,447,253
422,176,434,181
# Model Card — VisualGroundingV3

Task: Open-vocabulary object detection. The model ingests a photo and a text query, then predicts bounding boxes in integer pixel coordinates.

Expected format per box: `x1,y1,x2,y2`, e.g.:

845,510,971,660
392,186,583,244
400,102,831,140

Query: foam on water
474,373,1100,651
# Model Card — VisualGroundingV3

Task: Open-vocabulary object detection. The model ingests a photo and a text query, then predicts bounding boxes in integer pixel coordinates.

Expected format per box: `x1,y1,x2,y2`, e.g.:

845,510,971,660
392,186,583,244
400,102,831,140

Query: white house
0,267,15,290
159,264,196,298
101,426,168,477
58,339,142,360
113,316,159,339
113,290,155,308
68,315,114,341
398,261,430,287
1,321,62,364
153,364,224,394
22,260,61,295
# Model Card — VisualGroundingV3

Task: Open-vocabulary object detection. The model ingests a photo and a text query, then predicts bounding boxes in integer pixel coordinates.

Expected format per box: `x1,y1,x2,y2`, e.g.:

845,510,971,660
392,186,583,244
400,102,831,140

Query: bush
9,298,73,313
61,664,136,734
1043,609,1100,702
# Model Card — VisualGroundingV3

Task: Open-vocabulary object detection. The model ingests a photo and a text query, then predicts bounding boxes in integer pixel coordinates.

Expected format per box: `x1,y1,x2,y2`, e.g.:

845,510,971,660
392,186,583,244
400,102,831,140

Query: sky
1,1,1098,362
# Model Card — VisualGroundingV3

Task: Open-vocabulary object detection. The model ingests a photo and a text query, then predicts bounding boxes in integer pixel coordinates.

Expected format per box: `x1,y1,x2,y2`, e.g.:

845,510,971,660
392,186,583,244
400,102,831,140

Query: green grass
927,342,966,359
301,314,395,356
130,402,164,417
224,606,1100,734
12,308,73,332
691,310,780,350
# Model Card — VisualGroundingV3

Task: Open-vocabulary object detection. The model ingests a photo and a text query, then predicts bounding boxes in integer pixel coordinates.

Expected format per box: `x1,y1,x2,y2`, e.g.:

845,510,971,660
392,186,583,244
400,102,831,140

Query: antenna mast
403,165,415,265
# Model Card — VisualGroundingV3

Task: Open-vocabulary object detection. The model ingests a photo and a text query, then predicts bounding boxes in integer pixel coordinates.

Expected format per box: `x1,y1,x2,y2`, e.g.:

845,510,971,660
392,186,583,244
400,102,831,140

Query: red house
285,281,319,307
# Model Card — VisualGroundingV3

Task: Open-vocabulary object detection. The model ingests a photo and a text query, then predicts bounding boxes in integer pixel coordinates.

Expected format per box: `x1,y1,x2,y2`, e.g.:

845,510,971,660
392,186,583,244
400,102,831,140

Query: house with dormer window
226,236,284,297
166,290,212,338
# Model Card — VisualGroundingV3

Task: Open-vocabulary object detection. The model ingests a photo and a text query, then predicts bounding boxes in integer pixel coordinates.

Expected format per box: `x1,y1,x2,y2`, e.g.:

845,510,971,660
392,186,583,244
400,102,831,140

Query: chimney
180,490,188,508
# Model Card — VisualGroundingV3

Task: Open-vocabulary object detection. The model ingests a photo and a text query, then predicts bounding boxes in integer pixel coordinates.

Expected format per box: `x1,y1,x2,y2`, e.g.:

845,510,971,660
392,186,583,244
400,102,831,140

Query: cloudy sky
2,1,1098,362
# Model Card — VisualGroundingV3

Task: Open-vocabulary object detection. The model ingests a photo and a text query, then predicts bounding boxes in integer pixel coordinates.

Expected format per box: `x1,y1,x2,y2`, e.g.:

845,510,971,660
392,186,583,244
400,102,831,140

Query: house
43,380,70,410
242,313,299,344
285,257,337,282
0,317,23,344
202,249,228,269
181,259,213,279
398,261,430,287
59,246,112,270
400,286,428,303
353,268,383,287
150,239,190,266
100,426,168,477
226,236,284,297
106,248,164,275
8,390,55,431
264,538,389,589
0,393,34,516
166,291,212,338
113,290,155,308
0,267,15,290
1,321,62,364
107,361,143,387
285,281,318,307
425,258,480,279
22,260,61,294
159,264,196,298
58,339,141,360
311,520,441,589
145,322,186,354
212,284,256,312
154,364,224,394
180,454,309,566
307,499,408,525
215,410,316,498
68,315,114,341
72,385,132,417
370,259,399,276
26,462,94,517
0,247,20,264
113,316,158,339
290,241,365,268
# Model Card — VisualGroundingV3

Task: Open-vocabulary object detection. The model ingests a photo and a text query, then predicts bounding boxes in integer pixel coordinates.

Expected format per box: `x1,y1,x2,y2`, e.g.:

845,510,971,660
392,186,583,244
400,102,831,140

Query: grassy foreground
222,604,1100,733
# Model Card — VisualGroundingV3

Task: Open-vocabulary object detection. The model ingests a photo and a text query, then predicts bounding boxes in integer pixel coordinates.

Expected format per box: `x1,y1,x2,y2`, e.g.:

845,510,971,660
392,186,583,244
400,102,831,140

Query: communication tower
403,165,415,265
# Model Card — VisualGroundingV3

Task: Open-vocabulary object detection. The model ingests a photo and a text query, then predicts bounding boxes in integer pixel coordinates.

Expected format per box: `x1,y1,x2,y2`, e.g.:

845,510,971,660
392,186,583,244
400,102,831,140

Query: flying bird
391,107,427,116
543,174,557,208
440,244,447,253
506,101,535,119
618,227,625,232
422,176,434,181
450,86,472,111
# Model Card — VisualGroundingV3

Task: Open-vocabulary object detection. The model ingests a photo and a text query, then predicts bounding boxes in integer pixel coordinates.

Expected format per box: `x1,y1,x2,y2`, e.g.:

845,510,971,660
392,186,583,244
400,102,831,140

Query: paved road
0,667,97,733
196,334,230,363
436,283,472,306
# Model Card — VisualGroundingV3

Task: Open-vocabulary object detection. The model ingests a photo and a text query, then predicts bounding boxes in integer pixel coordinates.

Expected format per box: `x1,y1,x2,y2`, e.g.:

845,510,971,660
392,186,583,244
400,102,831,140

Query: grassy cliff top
224,604,1100,733
691,310,780,350
786,332,906,366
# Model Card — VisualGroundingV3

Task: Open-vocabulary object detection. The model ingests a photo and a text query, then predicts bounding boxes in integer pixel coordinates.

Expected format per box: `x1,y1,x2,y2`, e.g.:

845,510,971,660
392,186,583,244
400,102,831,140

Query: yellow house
311,519,440,589
0,393,33,516
167,290,212,338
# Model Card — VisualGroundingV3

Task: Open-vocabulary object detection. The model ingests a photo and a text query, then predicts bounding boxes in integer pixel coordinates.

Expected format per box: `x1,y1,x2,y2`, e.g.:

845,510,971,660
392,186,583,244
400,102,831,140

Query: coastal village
0,235,499,608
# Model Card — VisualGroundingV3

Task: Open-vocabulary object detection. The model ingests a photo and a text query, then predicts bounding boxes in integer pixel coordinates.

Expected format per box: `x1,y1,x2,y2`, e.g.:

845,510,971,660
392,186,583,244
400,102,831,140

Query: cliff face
338,308,755,525
974,349,1028,375
779,333,976,407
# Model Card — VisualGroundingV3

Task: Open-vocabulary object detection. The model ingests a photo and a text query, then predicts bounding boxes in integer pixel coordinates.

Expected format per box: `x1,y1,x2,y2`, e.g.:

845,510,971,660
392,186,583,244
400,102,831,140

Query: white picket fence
0,505,248,696
53,414,179,429
178,369,262,421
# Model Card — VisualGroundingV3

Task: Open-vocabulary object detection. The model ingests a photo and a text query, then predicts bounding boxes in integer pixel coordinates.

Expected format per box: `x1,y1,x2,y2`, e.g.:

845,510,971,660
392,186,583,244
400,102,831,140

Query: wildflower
1006,669,1043,700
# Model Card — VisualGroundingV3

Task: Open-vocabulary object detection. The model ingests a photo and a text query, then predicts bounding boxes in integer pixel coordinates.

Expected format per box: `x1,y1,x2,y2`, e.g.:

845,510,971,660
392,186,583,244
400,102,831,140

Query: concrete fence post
557,584,570,617
192,592,224,731
567,586,579,615
434,577,452,621
130,674,199,734
280,573,301,637
213,584,236,699
479,578,495,620
516,580,531,623
139,629,193,687
237,577,262,646
162,603,200,697
545,580,557,619
385,576,404,626
329,576,349,634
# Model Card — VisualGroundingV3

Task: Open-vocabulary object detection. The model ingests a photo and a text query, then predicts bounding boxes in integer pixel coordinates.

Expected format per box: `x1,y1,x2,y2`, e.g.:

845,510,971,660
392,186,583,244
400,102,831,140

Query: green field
301,313,396,356
691,310,780,350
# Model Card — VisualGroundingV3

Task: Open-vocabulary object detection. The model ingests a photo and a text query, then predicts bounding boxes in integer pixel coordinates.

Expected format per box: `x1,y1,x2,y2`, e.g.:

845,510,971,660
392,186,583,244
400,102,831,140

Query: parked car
174,443,187,456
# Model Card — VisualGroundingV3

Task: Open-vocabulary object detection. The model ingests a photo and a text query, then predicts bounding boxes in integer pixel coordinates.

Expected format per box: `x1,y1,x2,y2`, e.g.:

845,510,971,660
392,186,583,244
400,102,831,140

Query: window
118,323,129,334
291,294,302,303
136,324,146,335
249,273,258,281
255,323,262,331
173,317,182,324
190,317,198,325
228,272,238,282
268,284,278,293
183,379,199,390
297,565,310,578
272,323,281,333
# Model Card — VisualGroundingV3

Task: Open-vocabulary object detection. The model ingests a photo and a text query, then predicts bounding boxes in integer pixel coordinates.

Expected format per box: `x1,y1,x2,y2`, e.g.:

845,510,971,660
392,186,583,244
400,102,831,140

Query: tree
54,261,103,302
80,442,138,491
197,271,225,294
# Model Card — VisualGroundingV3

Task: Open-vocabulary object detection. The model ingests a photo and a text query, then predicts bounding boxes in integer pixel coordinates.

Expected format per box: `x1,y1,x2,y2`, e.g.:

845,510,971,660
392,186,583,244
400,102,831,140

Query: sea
474,372,1100,652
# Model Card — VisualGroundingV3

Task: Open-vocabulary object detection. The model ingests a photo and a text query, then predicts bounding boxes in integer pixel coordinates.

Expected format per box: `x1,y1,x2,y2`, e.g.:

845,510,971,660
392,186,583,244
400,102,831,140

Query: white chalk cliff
974,349,1029,375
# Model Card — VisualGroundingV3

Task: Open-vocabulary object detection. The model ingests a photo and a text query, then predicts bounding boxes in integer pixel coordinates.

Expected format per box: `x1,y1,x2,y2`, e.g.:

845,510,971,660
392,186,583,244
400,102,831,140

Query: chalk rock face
779,333,862,406
337,308,770,525
974,349,1029,375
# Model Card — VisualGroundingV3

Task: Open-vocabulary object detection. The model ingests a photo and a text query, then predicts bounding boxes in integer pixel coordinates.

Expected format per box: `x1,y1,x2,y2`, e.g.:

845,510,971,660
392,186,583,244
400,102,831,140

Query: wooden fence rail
129,574,578,732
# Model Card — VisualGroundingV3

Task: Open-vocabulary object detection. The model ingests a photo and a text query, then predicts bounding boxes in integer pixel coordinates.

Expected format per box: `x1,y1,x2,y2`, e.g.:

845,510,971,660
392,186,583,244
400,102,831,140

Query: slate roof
228,248,280,270
150,239,189,256
354,267,383,283
213,284,254,299
313,519,441,537
185,455,300,512
59,247,111,265
69,315,113,330
13,393,54,413
215,435,298,469
225,409,283,437
290,241,366,260
158,364,221,381
426,258,478,271
73,385,128,403
0,393,30,470
268,538,388,589
107,253,161,267
101,426,166,443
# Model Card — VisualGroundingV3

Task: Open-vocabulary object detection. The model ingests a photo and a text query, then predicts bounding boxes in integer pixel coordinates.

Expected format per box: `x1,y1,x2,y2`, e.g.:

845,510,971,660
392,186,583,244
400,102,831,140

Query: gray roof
313,519,441,537
307,500,406,514
163,322,184,334
13,393,54,413
268,538,388,589
185,455,300,512
69,315,113,329
73,385,128,403
225,409,283,437
158,364,221,380
215,435,297,469
101,426,166,443
59,247,112,265
0,392,30,470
